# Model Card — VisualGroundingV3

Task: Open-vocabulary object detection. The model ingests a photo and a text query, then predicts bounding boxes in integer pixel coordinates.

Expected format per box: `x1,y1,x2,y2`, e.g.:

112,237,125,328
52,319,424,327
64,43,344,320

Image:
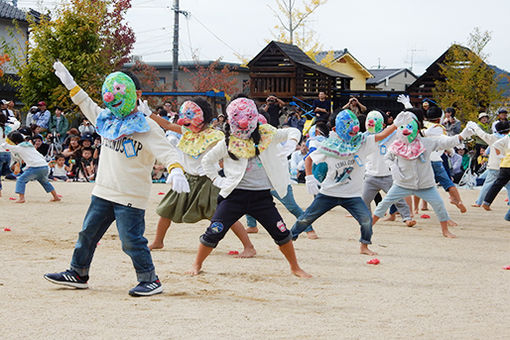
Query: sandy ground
1,180,510,339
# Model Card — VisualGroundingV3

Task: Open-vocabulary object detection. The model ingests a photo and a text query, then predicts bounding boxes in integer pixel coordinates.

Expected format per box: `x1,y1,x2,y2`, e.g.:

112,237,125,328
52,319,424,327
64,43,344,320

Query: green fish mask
365,110,384,134
397,119,419,143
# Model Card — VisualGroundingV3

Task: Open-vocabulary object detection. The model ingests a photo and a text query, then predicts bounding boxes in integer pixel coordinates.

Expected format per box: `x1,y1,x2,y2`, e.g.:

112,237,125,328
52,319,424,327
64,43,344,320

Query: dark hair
0,113,6,138
445,107,456,117
231,93,249,101
32,134,43,141
191,97,213,126
18,125,33,138
495,120,510,134
55,106,63,112
7,131,24,144
357,114,367,133
82,147,93,153
314,121,330,137
122,70,141,90
224,122,261,161
55,153,65,160
426,106,443,121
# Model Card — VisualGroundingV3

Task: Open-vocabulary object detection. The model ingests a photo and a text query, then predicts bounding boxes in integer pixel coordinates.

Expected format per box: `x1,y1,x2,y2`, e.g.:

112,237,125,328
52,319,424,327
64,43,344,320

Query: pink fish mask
177,101,204,133
226,98,259,139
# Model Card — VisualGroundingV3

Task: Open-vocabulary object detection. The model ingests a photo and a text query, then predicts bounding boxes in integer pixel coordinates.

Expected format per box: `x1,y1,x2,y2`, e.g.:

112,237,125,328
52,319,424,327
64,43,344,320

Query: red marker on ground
9,197,16,201
420,214,430,219
4,227,11,231
503,266,510,270
367,258,380,265
228,250,239,255
158,192,165,195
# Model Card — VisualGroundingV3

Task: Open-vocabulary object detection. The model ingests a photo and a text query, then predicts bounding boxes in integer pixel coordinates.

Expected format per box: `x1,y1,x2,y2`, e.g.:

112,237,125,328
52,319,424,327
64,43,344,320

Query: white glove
305,175,320,196
212,176,234,189
166,168,190,193
53,61,77,90
459,126,475,140
138,99,152,116
278,140,298,158
397,94,413,109
393,111,414,127
466,121,481,133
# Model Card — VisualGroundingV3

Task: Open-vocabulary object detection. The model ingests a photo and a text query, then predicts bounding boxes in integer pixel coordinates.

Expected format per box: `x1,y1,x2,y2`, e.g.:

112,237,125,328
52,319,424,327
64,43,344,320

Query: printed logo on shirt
334,166,354,184
102,136,143,157
276,220,287,232
210,222,224,233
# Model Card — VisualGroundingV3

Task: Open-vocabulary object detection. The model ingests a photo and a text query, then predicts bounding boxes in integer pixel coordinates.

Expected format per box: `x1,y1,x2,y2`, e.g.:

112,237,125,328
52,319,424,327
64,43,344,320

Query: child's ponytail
224,123,239,161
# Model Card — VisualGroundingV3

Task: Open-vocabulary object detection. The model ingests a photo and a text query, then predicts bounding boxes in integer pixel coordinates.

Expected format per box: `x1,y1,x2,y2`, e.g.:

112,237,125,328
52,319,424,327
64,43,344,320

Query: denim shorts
431,161,454,191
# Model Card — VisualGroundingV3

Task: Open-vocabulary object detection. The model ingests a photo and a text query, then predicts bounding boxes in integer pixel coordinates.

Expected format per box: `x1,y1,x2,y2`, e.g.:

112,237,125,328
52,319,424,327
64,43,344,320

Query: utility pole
171,0,190,91
172,0,180,91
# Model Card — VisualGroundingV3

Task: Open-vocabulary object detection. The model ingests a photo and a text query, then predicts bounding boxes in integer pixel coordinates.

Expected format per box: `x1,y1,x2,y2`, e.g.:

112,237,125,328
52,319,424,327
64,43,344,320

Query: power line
190,14,243,57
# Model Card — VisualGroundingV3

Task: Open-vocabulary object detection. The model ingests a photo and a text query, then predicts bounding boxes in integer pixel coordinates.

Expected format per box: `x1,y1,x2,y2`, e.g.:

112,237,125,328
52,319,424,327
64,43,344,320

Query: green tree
433,28,503,122
16,0,134,114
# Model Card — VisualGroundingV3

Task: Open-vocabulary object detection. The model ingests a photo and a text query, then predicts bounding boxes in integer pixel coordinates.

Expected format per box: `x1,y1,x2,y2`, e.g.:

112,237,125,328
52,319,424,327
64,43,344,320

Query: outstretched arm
149,113,182,133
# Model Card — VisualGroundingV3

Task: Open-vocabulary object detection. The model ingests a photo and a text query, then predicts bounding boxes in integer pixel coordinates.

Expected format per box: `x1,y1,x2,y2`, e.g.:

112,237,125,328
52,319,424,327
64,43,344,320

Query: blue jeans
291,194,373,244
476,169,510,205
0,152,11,190
246,184,313,232
431,161,454,191
15,166,54,194
374,184,450,222
70,195,157,282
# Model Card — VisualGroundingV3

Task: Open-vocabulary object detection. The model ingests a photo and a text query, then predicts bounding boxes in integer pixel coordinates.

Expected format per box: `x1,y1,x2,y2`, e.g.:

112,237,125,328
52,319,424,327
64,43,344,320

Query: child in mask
187,97,311,278
361,110,416,227
372,112,473,238
291,109,404,255
44,62,189,297
148,98,256,257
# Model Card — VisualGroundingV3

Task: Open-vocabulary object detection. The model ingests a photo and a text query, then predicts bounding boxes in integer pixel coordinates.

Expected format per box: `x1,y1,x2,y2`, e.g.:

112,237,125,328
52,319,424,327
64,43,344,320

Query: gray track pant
362,175,412,221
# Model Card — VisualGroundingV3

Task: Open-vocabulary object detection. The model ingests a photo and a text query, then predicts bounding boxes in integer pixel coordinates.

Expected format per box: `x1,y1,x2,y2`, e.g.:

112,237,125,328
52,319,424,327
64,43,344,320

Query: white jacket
473,128,506,170
71,88,181,209
386,135,462,190
202,127,301,198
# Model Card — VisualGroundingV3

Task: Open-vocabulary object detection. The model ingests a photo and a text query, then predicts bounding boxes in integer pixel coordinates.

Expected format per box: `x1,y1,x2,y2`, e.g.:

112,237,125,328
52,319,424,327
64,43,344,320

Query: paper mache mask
335,109,360,142
102,72,137,119
177,101,204,133
397,119,419,144
226,98,259,139
365,110,384,134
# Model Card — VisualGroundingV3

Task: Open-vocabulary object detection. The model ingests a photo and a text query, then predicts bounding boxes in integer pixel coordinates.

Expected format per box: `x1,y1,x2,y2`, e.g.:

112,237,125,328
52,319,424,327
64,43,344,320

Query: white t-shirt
365,132,396,177
310,135,376,198
424,124,446,162
53,164,67,176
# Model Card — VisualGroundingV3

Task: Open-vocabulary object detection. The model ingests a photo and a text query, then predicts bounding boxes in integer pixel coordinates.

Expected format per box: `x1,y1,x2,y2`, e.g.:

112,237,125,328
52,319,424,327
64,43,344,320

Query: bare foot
236,247,256,258
442,230,456,238
383,214,396,221
306,230,319,239
15,199,25,203
360,244,377,256
345,214,353,218
421,207,429,211
246,227,258,233
291,267,312,278
450,199,467,213
447,220,458,227
471,203,480,207
185,264,202,276
148,241,164,251
405,219,417,227
481,204,491,211
50,197,61,202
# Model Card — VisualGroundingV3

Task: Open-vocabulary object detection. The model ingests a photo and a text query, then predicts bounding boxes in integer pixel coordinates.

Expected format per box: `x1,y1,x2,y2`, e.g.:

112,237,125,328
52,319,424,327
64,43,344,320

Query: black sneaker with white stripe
128,278,163,297
44,269,89,289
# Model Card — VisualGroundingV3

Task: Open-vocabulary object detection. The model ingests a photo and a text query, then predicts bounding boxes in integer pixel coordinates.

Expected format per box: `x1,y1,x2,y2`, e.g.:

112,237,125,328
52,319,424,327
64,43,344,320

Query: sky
16,0,510,76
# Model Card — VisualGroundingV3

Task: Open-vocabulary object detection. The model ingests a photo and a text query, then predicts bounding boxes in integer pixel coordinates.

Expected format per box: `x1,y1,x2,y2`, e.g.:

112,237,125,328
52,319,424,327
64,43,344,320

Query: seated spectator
443,107,461,136
80,134,93,149
78,118,95,137
49,154,71,181
33,101,51,131
152,162,167,183
92,136,101,160
448,148,467,183
25,106,38,127
32,134,49,157
285,108,306,132
289,141,308,183
48,107,69,143
62,135,82,160
8,100,20,121
75,147,96,182
475,147,488,175
1,99,14,120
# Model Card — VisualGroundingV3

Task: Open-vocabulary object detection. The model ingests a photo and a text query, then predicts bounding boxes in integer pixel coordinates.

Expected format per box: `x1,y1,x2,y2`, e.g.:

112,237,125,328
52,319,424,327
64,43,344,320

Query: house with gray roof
366,68,417,91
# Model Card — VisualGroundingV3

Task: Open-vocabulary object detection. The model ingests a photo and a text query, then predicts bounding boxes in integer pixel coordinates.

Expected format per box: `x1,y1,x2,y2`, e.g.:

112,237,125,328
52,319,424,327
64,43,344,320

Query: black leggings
200,189,292,248
483,167,510,205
